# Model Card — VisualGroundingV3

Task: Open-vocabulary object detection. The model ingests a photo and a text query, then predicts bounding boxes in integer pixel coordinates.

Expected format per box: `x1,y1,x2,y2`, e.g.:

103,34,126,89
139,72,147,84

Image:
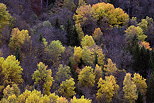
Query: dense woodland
0,0,154,103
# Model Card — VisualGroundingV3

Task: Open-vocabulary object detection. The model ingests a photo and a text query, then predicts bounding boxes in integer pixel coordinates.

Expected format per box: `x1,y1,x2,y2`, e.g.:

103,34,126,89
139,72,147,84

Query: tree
1,55,23,85
78,0,86,7
44,40,65,66
70,96,91,103
3,84,20,98
123,73,138,103
48,93,59,103
81,35,95,47
139,41,152,51
73,46,82,64
55,64,71,86
104,58,118,75
137,19,148,32
56,97,69,103
75,23,84,41
32,62,53,95
96,75,119,103
58,78,76,98
94,46,105,66
92,2,129,26
74,2,129,27
63,0,76,11
17,90,31,103
9,28,31,51
132,73,147,96
25,90,42,103
0,3,12,30
92,28,103,43
82,47,95,66
74,5,93,25
78,66,95,87
94,64,102,82
125,25,147,41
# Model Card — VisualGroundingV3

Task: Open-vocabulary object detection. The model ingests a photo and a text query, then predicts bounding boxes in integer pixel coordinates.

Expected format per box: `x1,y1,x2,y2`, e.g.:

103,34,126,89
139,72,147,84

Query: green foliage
137,19,148,32
0,3,12,30
81,35,95,47
9,28,31,51
55,64,71,85
32,62,53,95
44,40,65,66
96,75,119,103
78,66,95,87
1,55,23,85
63,0,76,11
78,0,87,7
125,25,147,41
123,73,138,103
73,46,82,64
104,58,118,75
42,21,51,27
70,96,91,103
94,46,105,66
58,78,76,98
82,47,95,66
48,93,59,103
75,23,84,41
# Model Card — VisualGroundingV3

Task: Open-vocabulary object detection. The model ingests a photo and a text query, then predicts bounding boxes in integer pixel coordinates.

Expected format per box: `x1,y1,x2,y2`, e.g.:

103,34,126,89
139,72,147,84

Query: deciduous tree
123,73,138,103
0,3,12,30
78,66,95,87
104,58,118,75
58,78,76,98
96,75,119,103
32,62,53,95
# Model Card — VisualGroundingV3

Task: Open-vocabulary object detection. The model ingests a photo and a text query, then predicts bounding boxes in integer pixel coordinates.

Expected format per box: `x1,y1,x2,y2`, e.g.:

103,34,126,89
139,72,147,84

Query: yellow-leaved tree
123,73,138,103
0,3,12,31
104,58,118,75
9,28,31,51
0,55,23,85
32,62,53,95
70,96,92,103
132,73,147,95
96,75,119,103
78,66,95,87
81,35,95,47
58,78,76,98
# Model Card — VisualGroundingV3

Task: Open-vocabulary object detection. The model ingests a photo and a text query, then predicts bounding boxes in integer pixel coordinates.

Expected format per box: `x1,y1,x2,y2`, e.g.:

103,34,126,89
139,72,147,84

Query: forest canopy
0,0,154,103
